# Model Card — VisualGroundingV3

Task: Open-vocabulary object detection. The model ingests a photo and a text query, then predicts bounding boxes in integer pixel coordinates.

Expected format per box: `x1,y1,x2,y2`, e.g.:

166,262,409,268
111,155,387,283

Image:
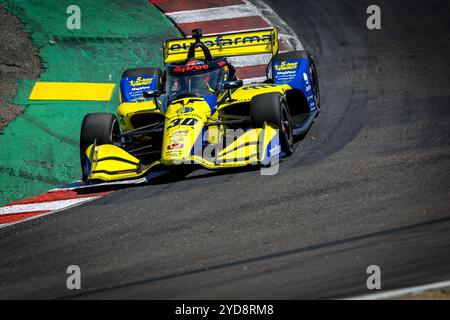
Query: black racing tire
79,113,121,182
250,93,294,156
122,67,163,92
309,56,320,112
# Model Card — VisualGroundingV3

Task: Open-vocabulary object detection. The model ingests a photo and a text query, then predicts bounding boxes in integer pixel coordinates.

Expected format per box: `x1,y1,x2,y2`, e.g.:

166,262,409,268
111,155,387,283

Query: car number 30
167,117,198,129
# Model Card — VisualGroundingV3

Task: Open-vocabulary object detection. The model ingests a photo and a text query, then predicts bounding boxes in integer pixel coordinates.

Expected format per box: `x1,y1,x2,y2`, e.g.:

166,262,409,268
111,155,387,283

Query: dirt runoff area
0,5,42,132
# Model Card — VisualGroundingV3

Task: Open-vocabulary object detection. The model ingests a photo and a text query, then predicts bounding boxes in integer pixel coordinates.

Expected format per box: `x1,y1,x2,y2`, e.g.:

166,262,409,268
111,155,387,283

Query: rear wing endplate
163,27,279,64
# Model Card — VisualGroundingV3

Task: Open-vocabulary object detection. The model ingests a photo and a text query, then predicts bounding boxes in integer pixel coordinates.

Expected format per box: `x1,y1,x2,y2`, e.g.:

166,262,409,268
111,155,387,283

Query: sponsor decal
167,143,184,150
269,144,281,156
303,72,309,82
169,130,189,143
169,34,272,53
170,135,184,143
164,149,183,158
176,107,194,114
172,129,189,135
273,60,300,83
129,76,153,87
173,64,208,73
303,72,312,92
274,61,298,71
121,75,158,102
131,85,151,92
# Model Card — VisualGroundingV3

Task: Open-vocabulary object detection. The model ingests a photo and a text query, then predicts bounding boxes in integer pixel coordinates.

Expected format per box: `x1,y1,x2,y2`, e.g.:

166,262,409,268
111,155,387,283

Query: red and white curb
0,189,112,228
151,0,303,84
0,0,303,228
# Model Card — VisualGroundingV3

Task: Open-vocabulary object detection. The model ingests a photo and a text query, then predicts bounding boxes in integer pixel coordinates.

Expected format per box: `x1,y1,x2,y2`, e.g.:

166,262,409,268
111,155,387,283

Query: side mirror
143,90,160,98
223,79,243,90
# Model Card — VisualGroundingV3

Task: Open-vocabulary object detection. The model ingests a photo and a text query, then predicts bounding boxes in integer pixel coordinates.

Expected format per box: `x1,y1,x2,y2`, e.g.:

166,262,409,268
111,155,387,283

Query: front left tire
79,113,121,182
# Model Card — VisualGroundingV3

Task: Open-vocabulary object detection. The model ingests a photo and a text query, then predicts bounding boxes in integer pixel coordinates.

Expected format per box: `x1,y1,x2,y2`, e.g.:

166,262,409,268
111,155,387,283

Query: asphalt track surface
1,0,449,299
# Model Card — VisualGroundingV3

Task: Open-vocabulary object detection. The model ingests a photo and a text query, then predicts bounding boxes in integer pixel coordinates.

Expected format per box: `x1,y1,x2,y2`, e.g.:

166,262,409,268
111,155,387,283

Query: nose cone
161,97,211,165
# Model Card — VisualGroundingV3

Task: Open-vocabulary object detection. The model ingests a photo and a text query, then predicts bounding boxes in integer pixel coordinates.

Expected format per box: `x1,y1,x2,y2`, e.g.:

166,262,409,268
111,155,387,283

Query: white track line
346,280,450,300
0,197,99,215
167,4,259,24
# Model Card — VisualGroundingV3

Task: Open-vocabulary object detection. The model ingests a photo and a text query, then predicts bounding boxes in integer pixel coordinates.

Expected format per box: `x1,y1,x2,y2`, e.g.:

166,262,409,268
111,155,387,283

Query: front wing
83,124,282,183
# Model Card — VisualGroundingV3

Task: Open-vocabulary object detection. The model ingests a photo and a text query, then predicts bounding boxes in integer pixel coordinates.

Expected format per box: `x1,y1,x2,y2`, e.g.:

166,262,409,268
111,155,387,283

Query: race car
79,27,320,184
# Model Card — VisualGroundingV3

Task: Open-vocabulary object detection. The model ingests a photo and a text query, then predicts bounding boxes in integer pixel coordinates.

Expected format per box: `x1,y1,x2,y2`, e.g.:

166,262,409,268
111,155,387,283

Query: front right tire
250,93,294,156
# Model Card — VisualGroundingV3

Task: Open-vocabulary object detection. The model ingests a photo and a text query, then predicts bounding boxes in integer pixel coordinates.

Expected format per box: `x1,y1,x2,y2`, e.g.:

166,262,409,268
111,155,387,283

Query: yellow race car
79,27,319,184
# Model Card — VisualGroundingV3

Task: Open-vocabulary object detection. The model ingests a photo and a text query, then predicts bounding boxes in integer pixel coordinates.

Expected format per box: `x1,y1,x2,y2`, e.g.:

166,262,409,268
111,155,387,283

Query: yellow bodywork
222,83,291,105
86,81,289,181
117,99,161,132
85,85,288,181
86,144,154,181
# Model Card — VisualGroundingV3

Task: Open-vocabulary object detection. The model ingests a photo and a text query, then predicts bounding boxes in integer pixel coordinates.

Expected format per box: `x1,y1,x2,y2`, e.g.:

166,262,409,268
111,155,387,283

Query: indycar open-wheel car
79,27,320,184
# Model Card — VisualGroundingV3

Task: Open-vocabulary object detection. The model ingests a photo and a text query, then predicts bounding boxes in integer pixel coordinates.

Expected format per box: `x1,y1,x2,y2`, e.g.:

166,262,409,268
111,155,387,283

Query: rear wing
163,27,279,64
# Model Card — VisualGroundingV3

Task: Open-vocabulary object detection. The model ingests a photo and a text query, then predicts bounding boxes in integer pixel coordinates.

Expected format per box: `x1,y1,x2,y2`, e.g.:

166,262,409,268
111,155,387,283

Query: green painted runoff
0,0,180,205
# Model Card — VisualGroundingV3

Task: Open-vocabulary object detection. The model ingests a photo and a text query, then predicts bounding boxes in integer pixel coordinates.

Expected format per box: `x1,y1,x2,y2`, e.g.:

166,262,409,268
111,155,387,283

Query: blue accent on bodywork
201,127,208,147
203,95,218,114
120,75,158,102
84,155,91,176
272,58,317,112
261,132,282,166
262,140,272,166
191,127,205,156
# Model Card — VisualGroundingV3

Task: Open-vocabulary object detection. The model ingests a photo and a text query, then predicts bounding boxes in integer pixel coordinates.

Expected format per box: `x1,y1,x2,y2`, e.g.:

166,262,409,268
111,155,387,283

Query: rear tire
250,93,294,156
309,56,320,112
79,113,120,182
